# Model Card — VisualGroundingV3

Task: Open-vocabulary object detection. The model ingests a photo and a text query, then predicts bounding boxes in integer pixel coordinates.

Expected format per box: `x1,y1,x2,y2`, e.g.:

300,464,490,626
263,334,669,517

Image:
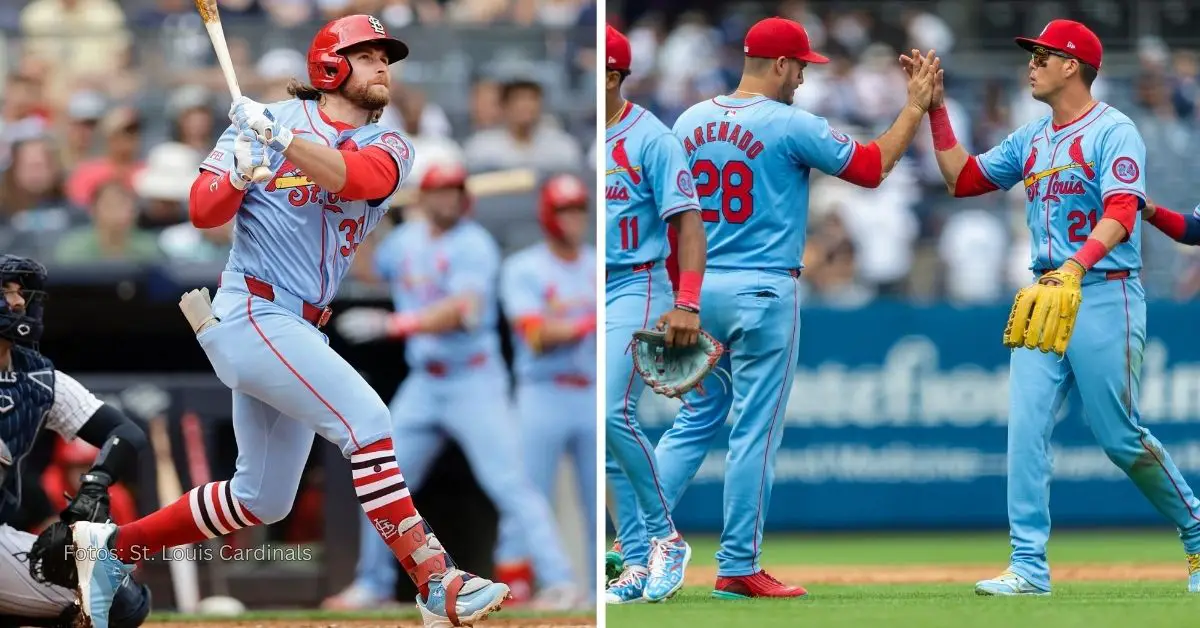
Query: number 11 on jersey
619,216,639,250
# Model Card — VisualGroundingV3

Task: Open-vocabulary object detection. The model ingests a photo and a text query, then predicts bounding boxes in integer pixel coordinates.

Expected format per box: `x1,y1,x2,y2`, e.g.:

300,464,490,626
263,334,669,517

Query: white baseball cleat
974,570,1051,596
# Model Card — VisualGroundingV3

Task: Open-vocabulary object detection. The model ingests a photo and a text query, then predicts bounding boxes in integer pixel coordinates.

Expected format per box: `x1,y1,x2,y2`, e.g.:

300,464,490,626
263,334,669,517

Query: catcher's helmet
0,254,47,346
307,14,410,91
539,173,589,240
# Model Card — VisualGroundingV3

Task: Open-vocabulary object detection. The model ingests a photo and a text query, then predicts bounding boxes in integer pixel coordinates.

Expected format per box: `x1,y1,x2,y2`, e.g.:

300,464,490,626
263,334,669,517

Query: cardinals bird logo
1023,147,1039,200
1067,136,1095,180
610,139,642,185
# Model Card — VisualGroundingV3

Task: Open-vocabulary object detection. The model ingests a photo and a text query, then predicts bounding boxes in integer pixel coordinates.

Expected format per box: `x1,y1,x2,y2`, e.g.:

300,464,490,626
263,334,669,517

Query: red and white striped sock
352,438,452,598
113,480,260,564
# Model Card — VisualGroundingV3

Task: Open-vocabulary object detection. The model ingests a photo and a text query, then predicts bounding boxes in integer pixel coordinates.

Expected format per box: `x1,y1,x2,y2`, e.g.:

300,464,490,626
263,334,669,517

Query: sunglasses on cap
1031,45,1074,67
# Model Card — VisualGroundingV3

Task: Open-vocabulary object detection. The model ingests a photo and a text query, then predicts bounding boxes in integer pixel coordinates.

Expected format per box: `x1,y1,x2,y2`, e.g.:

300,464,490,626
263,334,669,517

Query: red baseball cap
744,17,829,64
1015,19,1103,69
607,24,631,72
420,162,468,190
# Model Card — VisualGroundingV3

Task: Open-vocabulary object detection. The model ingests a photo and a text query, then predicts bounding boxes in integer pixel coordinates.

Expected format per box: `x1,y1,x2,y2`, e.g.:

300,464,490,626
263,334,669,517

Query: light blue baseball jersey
200,98,415,308
373,218,503,369
605,103,700,269
976,102,1145,272
671,95,857,271
500,242,597,383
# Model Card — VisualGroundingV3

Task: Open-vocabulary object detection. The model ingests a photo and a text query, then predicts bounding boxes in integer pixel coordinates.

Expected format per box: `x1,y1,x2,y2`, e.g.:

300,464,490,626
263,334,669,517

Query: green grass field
607,530,1199,628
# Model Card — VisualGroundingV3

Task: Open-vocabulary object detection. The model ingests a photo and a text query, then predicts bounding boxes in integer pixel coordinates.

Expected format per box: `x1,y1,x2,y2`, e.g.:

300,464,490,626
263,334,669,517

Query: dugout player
499,173,597,605
52,15,511,628
329,163,578,611
611,17,937,599
0,255,152,628
907,19,1200,595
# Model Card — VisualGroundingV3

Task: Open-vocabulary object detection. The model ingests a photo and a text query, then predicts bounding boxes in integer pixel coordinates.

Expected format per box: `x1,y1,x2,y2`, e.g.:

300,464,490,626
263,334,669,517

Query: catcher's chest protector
0,346,55,521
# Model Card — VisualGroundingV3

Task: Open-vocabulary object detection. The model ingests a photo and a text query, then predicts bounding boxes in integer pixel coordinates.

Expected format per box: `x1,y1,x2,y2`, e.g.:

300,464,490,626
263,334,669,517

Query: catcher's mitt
27,520,79,590
631,328,724,398
1003,268,1083,356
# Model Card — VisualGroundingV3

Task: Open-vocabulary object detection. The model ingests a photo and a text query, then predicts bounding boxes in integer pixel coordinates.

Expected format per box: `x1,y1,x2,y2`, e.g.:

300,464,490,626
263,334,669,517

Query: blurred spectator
1171,50,1200,120
60,90,108,172
381,85,463,190
166,86,218,155
802,214,875,309
54,180,162,264
20,0,132,104
463,79,582,171
65,107,145,210
470,78,504,130
938,209,1009,305
256,48,310,102
160,219,234,263
0,72,52,160
134,142,202,228
0,136,68,221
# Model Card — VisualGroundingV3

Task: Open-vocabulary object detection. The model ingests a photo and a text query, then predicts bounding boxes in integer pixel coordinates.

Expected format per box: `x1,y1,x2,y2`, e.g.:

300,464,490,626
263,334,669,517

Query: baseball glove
631,328,724,398
27,520,78,589
27,471,114,591
1003,268,1083,356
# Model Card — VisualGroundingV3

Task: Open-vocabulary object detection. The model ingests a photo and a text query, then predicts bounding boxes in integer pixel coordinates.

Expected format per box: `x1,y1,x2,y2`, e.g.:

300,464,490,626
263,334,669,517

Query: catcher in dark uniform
0,255,152,628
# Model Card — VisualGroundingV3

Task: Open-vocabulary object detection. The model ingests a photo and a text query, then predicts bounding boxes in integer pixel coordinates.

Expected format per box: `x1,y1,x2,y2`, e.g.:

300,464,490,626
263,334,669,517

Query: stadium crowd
0,0,597,292
612,1,1200,305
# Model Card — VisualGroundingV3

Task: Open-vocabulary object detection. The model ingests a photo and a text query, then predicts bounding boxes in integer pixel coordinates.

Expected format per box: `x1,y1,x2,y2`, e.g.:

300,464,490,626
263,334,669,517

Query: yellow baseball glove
1003,263,1083,356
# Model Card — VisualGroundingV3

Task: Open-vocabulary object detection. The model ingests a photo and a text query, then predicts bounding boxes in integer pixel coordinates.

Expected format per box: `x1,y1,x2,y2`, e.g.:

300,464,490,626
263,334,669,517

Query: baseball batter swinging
0,255,152,628
604,24,707,604
328,163,579,610
53,15,511,628
907,19,1200,595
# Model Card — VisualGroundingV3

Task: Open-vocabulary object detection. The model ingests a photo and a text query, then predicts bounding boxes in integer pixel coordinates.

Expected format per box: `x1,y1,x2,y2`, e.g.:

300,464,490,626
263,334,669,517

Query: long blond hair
285,79,383,123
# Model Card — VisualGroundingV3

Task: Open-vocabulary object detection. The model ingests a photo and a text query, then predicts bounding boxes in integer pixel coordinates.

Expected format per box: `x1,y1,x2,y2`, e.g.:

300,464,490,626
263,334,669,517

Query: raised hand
900,49,943,112
231,129,272,190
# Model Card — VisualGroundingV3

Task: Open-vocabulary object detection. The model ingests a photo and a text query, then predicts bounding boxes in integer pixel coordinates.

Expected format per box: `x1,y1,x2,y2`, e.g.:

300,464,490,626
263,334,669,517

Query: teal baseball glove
630,328,724,398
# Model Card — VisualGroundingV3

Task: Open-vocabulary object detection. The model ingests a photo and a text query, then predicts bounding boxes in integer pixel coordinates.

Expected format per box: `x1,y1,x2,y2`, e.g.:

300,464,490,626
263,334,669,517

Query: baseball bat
194,0,271,183
180,412,232,599
388,167,538,208
148,416,202,614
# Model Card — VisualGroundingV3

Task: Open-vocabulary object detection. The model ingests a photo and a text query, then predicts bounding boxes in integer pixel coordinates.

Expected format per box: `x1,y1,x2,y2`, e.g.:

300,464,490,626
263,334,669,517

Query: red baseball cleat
495,561,535,606
712,570,809,599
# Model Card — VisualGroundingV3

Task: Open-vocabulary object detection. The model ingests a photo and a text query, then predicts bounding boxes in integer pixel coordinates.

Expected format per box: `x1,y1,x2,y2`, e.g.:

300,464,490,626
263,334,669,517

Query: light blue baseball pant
605,263,677,556
622,268,802,577
197,279,392,524
1006,272,1200,591
495,380,596,590
349,363,574,597
606,454,650,569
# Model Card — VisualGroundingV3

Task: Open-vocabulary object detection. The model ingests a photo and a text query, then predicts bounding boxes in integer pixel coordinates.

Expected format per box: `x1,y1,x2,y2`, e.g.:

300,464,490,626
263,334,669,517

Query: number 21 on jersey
693,160,754,224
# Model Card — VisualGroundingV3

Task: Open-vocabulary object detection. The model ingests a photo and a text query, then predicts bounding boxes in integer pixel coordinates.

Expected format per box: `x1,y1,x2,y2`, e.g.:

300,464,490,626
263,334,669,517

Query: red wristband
388,313,420,338
1148,205,1187,240
571,313,596,338
675,270,702,310
1070,238,1108,271
929,106,957,151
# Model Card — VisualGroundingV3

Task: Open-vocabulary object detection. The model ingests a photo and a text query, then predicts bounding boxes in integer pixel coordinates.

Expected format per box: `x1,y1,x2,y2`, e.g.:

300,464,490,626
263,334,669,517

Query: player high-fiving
908,19,1200,596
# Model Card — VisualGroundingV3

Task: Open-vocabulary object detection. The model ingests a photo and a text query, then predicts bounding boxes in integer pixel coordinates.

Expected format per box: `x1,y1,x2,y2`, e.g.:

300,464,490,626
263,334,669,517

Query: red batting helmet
307,15,410,91
421,162,472,213
539,173,589,239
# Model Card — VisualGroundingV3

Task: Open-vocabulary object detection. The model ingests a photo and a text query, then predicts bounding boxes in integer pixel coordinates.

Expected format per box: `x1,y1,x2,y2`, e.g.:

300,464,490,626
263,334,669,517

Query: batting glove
231,129,271,190
336,308,419,344
230,96,292,153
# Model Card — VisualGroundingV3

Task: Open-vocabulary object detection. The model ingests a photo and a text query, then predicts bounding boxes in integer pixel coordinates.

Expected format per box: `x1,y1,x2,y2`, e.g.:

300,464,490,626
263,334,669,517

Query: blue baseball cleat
643,535,691,602
416,568,511,627
72,521,135,628
1188,554,1200,592
974,570,1051,596
605,566,648,604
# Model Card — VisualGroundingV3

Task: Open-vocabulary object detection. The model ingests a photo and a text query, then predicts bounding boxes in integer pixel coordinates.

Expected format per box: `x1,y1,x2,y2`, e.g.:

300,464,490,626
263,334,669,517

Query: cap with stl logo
743,17,829,64
1015,19,1103,69
607,24,631,72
